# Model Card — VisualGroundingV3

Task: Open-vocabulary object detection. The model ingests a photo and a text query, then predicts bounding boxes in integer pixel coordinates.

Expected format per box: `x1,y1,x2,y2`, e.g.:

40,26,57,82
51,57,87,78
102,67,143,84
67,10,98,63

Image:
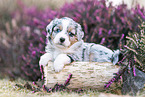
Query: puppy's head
46,17,84,49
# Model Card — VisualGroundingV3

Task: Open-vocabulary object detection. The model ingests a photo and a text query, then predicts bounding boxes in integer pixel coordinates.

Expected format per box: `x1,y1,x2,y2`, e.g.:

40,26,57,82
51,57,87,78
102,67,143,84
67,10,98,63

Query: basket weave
44,62,120,89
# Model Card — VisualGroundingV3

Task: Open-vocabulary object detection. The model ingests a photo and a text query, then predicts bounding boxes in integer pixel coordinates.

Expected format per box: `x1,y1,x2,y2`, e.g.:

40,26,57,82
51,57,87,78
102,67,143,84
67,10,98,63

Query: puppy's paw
39,57,48,67
53,54,71,72
39,54,51,67
53,62,64,72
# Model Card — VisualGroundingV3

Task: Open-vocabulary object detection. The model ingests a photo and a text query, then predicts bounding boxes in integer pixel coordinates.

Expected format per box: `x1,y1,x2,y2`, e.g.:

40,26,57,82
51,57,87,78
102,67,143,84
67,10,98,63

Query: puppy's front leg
39,53,52,67
53,54,71,72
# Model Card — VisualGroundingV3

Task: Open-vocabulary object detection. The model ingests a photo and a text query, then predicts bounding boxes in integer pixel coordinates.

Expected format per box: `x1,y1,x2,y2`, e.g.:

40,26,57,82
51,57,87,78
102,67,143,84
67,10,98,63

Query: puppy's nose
60,37,65,43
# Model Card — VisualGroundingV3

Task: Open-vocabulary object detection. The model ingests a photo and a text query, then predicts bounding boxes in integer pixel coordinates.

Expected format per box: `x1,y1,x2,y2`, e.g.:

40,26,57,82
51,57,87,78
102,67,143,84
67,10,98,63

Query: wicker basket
44,62,120,90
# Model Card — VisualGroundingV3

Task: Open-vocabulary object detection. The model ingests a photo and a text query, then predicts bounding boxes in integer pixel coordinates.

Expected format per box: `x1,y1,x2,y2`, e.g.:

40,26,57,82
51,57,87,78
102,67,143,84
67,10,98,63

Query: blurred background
107,0,145,8
0,0,74,80
0,0,145,81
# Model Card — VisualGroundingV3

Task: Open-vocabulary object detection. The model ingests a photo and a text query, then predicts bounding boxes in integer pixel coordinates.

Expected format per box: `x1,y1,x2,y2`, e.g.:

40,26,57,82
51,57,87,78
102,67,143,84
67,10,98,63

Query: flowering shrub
0,0,145,81
0,19,45,80
120,22,145,95
7,2,58,80
104,22,145,96
105,12,145,95
121,22,145,73
59,0,145,49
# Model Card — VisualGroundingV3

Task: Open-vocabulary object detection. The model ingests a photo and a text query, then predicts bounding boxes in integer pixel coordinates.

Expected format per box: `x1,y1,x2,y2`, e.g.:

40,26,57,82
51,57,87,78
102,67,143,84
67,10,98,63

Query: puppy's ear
46,18,58,37
76,23,84,41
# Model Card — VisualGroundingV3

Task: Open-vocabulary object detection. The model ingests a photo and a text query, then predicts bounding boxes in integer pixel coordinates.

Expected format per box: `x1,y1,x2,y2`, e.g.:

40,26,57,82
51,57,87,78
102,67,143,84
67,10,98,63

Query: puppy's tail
112,50,120,65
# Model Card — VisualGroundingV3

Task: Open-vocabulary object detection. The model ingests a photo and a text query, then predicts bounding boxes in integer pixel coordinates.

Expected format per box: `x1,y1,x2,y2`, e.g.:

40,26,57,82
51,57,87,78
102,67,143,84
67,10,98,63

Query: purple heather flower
32,51,36,56
133,65,136,76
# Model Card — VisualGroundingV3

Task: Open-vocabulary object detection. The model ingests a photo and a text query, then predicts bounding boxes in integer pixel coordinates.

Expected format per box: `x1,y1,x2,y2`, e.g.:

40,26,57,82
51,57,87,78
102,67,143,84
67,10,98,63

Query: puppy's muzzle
60,37,65,43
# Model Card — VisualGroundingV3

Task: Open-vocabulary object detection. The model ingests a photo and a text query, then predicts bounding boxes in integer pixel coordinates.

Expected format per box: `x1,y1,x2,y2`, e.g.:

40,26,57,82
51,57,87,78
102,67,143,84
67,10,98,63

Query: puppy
39,17,120,72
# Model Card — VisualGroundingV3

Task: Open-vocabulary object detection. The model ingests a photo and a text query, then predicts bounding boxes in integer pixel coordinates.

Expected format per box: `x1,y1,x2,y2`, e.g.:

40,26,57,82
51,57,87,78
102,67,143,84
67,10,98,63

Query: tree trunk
44,62,120,90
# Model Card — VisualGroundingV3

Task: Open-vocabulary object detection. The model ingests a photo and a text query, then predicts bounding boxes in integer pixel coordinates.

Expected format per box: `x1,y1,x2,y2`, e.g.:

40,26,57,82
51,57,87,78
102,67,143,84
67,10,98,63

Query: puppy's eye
68,32,75,37
55,29,61,33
